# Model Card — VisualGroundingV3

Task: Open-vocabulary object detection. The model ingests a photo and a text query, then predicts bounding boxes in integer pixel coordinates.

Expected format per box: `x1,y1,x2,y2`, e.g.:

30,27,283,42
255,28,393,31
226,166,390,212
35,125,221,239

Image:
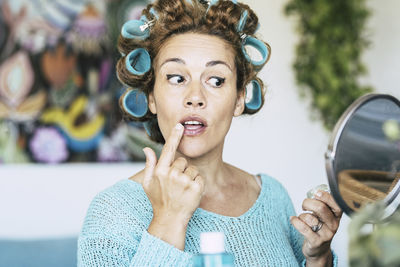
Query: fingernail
315,190,322,198
175,123,183,130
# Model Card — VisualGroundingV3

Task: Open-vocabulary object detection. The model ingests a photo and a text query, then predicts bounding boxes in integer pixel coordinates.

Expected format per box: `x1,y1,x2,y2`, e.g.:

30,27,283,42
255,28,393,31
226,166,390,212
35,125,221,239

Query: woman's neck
176,144,232,194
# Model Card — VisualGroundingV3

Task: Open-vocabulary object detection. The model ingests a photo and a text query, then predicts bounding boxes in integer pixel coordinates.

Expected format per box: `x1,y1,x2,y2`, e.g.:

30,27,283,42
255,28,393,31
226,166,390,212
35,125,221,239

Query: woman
78,0,342,266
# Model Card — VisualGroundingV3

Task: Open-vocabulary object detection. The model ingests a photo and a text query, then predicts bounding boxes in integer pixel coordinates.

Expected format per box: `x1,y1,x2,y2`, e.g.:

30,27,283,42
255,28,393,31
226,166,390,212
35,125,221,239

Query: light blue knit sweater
78,174,338,266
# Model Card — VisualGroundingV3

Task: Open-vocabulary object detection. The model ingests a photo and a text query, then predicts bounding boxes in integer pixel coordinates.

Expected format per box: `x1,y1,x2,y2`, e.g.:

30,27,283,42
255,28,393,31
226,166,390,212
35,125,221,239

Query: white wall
0,0,399,266
227,1,399,266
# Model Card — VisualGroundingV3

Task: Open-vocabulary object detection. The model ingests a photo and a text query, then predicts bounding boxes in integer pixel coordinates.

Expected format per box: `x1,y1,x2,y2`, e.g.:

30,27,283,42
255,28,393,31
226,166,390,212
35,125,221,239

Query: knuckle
337,208,343,217
332,221,339,231
331,227,338,235
194,177,205,192
186,164,195,171
298,221,310,233
181,175,191,188
162,143,172,154
169,167,180,179
299,213,312,225
320,191,329,200
324,230,334,240
187,165,199,176
302,199,310,210
177,157,186,163
192,181,202,193
306,214,318,225
154,168,165,178
176,157,187,166
196,175,205,186
315,203,326,214
166,143,176,155
174,168,184,179
298,213,306,220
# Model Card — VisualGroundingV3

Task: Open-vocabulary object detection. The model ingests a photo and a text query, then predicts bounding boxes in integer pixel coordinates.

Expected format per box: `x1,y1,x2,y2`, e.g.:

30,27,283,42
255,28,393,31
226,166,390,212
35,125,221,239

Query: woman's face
150,33,244,158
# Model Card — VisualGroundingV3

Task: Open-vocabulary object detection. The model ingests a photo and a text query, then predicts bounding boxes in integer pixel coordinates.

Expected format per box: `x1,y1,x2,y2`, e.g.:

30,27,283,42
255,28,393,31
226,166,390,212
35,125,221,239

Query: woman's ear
233,90,245,117
148,92,157,114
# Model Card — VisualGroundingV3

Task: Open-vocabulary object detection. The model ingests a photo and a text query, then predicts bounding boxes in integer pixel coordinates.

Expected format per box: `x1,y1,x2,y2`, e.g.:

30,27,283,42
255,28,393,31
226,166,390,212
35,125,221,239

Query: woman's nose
184,82,206,108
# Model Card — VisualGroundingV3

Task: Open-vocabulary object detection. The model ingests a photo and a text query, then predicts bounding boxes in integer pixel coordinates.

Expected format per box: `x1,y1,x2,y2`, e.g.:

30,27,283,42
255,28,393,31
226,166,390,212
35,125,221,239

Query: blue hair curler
122,88,148,119
205,0,219,13
121,8,158,41
231,0,238,4
143,120,152,136
245,80,262,111
149,7,159,19
121,19,151,40
241,36,269,67
236,10,248,32
125,48,151,75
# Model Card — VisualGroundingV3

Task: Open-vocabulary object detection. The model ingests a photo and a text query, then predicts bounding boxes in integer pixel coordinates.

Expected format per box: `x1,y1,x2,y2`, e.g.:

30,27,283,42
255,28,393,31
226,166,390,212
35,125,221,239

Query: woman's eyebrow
159,58,233,72
206,60,233,72
160,58,185,68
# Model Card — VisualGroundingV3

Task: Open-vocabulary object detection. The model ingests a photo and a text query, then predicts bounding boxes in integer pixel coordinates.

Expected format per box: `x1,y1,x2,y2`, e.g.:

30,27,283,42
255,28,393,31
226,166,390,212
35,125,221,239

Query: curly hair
117,0,270,143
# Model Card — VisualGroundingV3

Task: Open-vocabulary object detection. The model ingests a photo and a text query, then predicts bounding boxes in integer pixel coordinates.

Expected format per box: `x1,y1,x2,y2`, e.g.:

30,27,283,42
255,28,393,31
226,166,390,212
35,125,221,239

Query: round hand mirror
325,93,400,221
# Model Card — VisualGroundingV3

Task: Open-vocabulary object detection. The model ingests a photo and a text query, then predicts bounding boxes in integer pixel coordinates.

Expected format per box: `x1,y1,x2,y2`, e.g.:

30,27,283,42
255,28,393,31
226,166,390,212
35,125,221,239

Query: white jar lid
200,232,225,254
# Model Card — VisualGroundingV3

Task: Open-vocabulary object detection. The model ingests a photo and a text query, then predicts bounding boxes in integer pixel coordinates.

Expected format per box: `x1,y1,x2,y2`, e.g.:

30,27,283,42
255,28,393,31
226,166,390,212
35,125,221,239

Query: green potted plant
348,201,400,267
284,0,373,129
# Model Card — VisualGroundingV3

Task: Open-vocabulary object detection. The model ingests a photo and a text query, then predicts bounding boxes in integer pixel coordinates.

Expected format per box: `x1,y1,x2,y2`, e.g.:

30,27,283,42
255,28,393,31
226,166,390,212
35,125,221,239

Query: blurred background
0,0,399,266
0,0,158,164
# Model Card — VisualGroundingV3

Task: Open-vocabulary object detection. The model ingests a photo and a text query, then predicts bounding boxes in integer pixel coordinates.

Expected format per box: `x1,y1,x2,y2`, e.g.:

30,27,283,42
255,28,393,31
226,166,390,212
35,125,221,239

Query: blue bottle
193,232,235,267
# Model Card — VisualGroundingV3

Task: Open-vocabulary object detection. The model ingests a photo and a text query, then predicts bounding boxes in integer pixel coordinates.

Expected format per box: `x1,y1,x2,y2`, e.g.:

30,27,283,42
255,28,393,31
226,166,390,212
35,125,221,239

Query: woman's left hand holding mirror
291,190,343,266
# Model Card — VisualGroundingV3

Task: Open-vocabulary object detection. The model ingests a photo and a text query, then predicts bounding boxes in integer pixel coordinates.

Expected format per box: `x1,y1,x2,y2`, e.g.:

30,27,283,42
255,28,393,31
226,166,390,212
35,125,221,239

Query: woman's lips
180,116,207,136
183,124,206,136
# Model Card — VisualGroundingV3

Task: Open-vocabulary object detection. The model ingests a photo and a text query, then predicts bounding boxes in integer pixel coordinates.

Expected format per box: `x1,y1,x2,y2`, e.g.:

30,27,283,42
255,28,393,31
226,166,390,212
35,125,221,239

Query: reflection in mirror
326,94,400,219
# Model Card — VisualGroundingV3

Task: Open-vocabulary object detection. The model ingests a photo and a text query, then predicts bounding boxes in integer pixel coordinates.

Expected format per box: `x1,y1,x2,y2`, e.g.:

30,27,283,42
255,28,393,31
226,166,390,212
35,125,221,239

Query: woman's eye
207,76,225,87
166,74,185,85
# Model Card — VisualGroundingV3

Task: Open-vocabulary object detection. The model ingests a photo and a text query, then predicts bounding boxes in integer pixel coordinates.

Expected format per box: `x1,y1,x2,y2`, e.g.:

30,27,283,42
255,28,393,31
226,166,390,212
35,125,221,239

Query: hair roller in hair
205,0,219,12
125,48,151,75
121,7,158,40
143,120,152,137
245,79,262,111
149,7,159,19
121,88,148,119
121,18,151,40
236,10,248,32
241,36,269,69
143,117,159,137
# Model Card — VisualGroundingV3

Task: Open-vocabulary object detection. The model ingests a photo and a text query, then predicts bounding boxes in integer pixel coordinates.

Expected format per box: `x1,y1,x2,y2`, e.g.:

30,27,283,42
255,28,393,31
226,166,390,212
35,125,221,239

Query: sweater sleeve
281,186,306,264
77,182,193,267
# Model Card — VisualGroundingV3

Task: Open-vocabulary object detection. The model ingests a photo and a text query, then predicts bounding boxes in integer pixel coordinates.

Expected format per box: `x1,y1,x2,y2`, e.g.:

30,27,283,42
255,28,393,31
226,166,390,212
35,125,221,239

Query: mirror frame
325,93,400,219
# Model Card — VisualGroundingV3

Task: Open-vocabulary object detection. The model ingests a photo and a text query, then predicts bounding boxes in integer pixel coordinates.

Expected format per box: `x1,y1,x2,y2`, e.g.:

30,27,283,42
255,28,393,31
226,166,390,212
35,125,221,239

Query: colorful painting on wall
0,0,160,163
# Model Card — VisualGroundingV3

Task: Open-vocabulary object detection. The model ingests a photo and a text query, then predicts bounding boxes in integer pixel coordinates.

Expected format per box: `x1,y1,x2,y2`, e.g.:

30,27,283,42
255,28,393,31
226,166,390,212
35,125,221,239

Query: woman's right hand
143,123,205,249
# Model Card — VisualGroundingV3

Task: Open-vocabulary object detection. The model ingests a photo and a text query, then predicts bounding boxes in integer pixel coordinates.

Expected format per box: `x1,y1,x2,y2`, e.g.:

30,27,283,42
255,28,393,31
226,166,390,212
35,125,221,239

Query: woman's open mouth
180,116,207,136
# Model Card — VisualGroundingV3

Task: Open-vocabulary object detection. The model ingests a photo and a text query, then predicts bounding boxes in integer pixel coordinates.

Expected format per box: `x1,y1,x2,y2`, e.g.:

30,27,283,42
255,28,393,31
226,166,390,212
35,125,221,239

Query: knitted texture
78,174,338,266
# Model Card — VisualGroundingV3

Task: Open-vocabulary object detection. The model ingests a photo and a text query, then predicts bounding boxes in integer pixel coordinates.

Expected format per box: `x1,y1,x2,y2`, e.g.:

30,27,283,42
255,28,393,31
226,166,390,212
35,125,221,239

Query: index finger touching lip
158,123,184,167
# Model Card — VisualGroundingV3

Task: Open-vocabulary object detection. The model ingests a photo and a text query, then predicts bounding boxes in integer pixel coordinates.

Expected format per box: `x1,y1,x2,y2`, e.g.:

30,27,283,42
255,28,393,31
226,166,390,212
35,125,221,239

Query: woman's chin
178,142,213,159
178,148,205,159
